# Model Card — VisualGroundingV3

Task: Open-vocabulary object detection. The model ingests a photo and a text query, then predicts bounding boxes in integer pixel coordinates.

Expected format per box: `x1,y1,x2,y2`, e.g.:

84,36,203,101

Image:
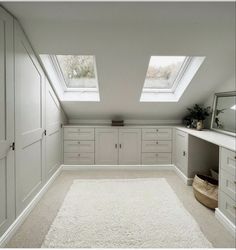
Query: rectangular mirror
211,91,236,136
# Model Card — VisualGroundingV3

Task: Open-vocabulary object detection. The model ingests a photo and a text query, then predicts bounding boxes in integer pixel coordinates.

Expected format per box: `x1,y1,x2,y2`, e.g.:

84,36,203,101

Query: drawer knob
183,151,186,156
156,141,158,144
156,129,159,132
78,141,80,144
78,154,80,157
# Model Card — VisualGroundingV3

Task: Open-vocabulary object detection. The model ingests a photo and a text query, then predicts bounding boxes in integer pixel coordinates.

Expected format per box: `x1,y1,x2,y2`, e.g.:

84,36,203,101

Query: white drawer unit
220,169,236,201
219,191,236,224
142,140,172,153
64,127,94,141
142,153,171,165
142,128,172,141
64,141,94,153
220,147,236,176
64,152,94,165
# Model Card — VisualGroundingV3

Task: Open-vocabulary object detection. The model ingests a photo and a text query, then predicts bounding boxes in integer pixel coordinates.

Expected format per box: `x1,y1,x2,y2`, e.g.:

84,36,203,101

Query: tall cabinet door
118,129,141,165
0,8,15,237
95,128,118,165
45,79,61,180
175,129,188,176
14,21,46,215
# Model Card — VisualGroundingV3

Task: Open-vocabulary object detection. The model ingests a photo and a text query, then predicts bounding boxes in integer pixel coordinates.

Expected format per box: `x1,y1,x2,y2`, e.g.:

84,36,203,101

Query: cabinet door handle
183,151,186,156
119,144,121,148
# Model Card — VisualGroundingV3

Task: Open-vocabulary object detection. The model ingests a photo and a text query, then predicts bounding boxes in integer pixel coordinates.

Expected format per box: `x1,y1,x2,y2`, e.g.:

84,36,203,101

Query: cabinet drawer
219,191,236,224
142,128,172,140
142,140,172,153
220,169,236,201
142,153,171,165
64,128,94,141
64,152,94,165
220,147,236,176
64,141,94,153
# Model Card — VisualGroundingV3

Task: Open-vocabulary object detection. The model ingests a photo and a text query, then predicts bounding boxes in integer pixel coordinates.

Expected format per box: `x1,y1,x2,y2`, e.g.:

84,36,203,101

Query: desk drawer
142,140,172,153
64,152,94,165
64,141,94,153
142,128,172,140
220,169,236,201
142,153,171,165
220,147,236,176
64,128,94,140
219,191,236,224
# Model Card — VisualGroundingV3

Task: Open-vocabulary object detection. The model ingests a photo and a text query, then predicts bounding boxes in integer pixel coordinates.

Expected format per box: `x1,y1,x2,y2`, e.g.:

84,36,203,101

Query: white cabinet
175,129,188,176
118,129,141,165
0,8,15,237
95,128,118,165
141,128,172,165
14,20,46,215
218,147,236,225
64,127,95,165
45,80,62,179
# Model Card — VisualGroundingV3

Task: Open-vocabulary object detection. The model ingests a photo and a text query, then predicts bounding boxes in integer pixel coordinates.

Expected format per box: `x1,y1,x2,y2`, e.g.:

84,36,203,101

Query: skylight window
56,55,98,90
140,56,205,102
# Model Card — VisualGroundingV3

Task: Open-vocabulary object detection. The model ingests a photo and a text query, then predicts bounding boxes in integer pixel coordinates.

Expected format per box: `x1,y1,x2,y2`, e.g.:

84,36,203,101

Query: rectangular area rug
42,178,212,248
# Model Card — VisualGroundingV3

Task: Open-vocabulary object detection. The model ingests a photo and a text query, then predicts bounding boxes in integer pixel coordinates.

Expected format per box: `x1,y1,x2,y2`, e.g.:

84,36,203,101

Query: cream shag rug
42,178,212,248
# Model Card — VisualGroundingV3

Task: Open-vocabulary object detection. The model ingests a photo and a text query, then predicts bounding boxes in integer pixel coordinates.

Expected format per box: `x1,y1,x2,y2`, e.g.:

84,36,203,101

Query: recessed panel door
45,79,61,179
0,7,15,237
119,129,141,165
95,128,118,165
14,21,45,215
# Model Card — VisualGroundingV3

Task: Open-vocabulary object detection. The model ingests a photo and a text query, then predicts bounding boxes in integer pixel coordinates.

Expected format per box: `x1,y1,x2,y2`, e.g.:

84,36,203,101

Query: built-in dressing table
174,127,235,236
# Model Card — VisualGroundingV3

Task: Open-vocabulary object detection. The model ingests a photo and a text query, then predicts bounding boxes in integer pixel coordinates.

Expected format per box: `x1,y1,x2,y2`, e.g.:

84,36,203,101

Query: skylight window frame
50,55,99,92
143,56,192,93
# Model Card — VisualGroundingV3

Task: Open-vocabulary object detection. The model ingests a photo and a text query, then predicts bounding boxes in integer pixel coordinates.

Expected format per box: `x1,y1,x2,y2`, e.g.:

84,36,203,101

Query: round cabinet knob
156,129,159,132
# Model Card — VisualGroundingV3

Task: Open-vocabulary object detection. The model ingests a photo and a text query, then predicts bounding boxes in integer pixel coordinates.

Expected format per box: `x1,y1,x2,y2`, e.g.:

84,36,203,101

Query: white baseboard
215,208,236,237
62,164,174,171
173,165,193,185
0,166,63,248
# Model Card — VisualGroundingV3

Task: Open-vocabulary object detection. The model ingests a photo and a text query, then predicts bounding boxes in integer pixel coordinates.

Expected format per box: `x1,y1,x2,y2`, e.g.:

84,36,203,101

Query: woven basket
192,174,218,209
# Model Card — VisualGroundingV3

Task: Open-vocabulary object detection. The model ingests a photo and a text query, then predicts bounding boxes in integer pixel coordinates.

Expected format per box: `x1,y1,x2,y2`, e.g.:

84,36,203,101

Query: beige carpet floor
6,169,236,248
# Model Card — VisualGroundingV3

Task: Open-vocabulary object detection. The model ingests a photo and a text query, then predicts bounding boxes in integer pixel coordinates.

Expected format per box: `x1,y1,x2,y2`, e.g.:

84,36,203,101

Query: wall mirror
211,91,236,136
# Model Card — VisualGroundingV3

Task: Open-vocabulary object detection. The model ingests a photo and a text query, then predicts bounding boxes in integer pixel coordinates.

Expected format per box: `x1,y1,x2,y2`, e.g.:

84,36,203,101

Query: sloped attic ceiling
3,2,235,121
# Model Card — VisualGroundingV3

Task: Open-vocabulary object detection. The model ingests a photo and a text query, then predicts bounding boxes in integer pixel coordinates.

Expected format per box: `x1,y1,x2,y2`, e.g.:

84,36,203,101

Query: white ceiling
3,2,236,120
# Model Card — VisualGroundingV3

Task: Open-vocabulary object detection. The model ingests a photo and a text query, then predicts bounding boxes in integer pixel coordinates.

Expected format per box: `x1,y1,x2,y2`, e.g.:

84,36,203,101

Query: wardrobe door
0,8,15,237
95,128,118,165
14,21,45,215
118,129,141,165
45,79,61,179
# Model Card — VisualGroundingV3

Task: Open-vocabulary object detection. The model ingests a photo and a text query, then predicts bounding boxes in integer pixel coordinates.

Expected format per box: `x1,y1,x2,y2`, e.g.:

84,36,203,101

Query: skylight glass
56,55,98,89
144,56,187,90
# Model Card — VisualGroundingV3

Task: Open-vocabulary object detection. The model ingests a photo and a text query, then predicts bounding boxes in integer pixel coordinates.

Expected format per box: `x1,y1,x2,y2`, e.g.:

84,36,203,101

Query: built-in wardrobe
0,6,67,239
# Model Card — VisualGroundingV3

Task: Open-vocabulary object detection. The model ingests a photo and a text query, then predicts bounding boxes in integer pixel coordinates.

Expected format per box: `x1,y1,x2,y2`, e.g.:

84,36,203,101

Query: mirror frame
211,91,236,137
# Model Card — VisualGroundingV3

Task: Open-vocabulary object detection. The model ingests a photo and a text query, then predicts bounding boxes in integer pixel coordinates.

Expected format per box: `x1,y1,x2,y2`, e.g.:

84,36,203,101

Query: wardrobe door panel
95,128,118,165
14,21,45,215
0,7,15,237
46,80,61,179
118,129,141,165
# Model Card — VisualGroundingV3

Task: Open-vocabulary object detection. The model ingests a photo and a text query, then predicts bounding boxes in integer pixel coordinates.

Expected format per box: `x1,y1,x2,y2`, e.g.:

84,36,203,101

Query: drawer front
64,152,94,165
142,128,172,140
142,140,172,153
220,169,236,201
142,153,171,165
220,147,236,176
64,141,94,153
64,128,94,141
219,191,236,224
